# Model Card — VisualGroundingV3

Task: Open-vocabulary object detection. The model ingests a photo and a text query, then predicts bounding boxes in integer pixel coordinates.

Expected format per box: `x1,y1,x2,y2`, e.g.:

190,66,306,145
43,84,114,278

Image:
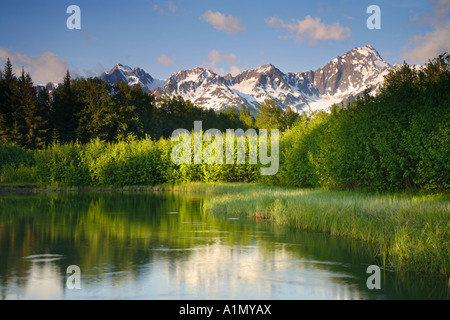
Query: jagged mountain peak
337,45,390,70
350,44,378,54
254,64,278,72
168,67,220,83
241,63,282,75
233,64,285,86
115,63,132,70
358,44,383,58
107,64,135,76
301,45,392,101
99,64,164,92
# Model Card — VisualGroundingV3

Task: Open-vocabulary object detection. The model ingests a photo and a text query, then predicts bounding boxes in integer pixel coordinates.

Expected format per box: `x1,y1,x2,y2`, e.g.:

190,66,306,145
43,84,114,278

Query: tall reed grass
198,183,449,276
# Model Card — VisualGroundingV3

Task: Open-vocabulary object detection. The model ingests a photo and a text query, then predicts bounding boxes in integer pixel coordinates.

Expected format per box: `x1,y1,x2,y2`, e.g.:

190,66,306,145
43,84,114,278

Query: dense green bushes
30,138,175,187
268,55,450,193
0,134,262,187
0,143,34,174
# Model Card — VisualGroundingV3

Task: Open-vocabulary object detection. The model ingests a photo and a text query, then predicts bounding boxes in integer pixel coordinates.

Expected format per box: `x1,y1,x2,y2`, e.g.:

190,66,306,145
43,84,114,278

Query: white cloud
83,63,106,78
229,65,241,76
157,54,176,66
207,50,239,67
403,21,450,63
204,49,241,76
265,15,351,45
0,48,67,84
201,10,246,34
402,0,450,63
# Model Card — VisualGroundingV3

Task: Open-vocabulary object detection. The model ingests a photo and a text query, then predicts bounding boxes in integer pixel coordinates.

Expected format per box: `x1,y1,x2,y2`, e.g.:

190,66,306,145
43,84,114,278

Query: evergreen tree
255,99,283,130
201,108,221,132
128,84,155,138
281,106,300,131
9,68,28,146
0,64,4,141
111,81,146,141
36,87,52,145
218,107,241,131
18,69,48,148
76,77,115,142
51,70,79,143
154,96,199,137
0,58,19,143
238,108,254,129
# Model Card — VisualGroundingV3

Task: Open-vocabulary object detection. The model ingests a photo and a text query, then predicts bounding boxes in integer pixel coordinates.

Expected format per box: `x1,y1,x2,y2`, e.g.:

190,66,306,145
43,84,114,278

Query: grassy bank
175,183,448,277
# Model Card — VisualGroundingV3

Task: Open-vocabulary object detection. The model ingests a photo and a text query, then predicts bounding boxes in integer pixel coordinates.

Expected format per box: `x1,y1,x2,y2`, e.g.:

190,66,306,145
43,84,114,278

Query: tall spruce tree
18,69,48,149
0,58,19,143
51,70,79,142
76,77,115,142
0,65,4,141
36,87,52,145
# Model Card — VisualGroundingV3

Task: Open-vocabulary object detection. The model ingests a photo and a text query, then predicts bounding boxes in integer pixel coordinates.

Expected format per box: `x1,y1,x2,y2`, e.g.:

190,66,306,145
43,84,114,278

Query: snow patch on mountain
100,45,407,113
99,64,165,92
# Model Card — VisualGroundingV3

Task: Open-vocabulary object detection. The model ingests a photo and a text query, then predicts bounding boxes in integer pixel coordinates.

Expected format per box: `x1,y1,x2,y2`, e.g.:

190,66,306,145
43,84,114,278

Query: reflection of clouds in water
151,242,365,300
24,261,63,300
59,242,367,300
6,243,364,300
23,254,64,263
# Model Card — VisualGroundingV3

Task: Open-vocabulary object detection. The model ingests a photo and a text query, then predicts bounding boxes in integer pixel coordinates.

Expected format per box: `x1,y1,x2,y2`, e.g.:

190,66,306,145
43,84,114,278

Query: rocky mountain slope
100,45,400,113
99,64,165,92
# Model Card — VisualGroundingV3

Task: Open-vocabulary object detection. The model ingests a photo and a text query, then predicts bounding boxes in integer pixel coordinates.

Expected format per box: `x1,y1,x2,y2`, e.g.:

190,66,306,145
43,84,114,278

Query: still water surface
0,192,447,300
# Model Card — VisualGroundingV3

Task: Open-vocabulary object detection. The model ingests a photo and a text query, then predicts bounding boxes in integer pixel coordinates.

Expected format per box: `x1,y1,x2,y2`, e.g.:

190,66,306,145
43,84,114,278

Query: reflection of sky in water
4,259,63,300
141,242,364,300
6,240,365,300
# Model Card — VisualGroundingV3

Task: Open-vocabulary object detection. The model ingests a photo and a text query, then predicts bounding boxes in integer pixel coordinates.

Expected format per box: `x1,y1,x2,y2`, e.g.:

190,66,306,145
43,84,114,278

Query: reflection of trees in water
0,192,447,299
0,192,257,298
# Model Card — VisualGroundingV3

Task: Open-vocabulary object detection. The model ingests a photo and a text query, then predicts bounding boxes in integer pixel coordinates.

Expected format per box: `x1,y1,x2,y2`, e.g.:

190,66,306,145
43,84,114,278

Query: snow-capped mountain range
99,45,401,113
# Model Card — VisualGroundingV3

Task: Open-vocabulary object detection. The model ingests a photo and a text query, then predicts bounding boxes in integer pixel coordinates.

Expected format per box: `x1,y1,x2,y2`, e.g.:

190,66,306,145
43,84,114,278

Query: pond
0,191,447,300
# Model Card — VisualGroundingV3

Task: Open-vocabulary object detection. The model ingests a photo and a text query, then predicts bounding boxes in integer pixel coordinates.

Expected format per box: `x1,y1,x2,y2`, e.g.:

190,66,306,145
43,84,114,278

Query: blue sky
0,0,448,84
